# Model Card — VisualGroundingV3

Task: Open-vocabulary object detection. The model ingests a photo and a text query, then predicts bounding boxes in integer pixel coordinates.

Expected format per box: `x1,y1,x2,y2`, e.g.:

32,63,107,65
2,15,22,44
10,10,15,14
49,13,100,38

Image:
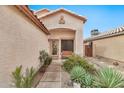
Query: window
61,40,74,52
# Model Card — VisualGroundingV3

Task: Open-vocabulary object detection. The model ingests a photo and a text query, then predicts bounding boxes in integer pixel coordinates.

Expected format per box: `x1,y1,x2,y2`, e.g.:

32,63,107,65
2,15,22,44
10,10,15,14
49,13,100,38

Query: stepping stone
46,65,61,72
40,72,61,82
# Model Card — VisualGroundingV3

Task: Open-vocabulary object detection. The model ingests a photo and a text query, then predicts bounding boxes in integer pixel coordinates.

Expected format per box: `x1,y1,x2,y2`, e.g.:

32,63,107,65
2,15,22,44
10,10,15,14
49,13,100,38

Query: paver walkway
37,60,72,88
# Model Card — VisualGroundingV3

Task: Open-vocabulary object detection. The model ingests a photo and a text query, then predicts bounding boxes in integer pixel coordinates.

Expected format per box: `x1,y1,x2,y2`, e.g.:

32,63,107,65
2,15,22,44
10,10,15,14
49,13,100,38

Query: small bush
12,66,36,88
63,54,95,73
70,66,86,84
39,50,48,64
94,67,124,88
44,55,52,66
39,50,52,66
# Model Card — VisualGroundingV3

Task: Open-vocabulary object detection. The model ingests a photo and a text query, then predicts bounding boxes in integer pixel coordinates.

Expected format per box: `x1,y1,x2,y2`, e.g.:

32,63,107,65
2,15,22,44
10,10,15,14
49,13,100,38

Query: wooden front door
85,45,92,57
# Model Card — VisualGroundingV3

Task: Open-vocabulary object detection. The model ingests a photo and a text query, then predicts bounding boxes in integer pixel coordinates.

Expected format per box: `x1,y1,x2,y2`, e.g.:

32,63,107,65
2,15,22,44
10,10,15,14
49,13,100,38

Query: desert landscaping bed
85,56,124,73
32,66,48,87
62,54,124,88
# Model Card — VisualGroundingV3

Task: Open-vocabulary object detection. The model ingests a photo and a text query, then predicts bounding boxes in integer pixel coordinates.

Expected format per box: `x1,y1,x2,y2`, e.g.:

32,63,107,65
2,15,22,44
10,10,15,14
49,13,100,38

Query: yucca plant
81,73,94,88
12,65,23,88
70,66,86,84
21,67,36,88
12,66,36,88
94,67,124,88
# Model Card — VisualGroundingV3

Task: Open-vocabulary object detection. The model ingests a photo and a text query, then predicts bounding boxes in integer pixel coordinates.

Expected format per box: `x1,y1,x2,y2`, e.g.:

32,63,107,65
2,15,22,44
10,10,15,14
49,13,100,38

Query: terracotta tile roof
84,26,124,42
34,8,87,23
16,5,50,35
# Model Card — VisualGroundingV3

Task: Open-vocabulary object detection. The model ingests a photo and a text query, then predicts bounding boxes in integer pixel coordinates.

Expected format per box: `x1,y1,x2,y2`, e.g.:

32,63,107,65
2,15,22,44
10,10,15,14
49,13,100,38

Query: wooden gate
85,45,92,57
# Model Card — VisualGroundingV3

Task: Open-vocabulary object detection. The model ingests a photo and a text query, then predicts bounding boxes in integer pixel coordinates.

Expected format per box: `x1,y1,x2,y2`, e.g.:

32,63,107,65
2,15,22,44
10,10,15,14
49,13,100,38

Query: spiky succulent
94,67,124,88
21,67,36,88
12,66,36,88
81,73,94,88
70,66,86,84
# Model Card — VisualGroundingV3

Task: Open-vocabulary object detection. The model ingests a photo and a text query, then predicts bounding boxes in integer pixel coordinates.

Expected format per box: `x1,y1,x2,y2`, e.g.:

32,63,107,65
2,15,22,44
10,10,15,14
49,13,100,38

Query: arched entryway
48,28,75,59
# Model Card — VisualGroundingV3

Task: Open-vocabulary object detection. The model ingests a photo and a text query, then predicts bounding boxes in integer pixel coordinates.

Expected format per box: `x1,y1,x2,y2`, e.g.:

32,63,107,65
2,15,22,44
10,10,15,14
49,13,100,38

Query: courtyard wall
92,35,124,62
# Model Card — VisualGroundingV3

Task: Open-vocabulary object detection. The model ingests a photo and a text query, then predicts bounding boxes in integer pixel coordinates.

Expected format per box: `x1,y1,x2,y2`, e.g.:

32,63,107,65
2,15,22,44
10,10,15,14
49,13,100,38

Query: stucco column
75,29,83,56
58,39,61,59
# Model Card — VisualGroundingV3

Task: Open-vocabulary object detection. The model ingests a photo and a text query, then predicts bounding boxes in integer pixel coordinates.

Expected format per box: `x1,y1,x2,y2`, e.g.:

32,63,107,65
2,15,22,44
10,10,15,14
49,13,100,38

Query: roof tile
84,26,124,42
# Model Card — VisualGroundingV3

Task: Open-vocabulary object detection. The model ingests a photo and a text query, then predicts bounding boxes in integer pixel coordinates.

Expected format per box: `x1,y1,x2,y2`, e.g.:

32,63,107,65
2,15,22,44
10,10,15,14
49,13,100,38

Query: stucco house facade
0,6,86,87
84,26,124,62
34,9,87,59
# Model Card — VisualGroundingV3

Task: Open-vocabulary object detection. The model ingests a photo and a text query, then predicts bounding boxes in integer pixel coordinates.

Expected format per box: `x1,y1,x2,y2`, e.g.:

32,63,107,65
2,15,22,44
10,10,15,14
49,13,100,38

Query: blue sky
29,5,124,38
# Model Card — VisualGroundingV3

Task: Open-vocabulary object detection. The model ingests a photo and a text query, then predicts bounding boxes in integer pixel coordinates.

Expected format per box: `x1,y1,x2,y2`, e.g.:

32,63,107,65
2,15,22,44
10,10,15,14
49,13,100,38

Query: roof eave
16,5,50,35
37,8,87,23
84,31,124,43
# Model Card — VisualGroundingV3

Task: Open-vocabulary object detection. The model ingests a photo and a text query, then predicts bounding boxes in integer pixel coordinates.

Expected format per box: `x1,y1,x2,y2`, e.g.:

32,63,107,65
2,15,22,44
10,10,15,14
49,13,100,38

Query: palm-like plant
70,66,86,84
22,67,36,88
12,66,36,88
12,65,23,88
94,67,124,88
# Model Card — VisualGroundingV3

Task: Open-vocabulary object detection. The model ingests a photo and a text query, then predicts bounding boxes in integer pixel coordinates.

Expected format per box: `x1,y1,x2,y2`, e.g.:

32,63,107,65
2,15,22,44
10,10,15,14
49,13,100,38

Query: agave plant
81,73,94,88
70,66,86,84
94,67,124,88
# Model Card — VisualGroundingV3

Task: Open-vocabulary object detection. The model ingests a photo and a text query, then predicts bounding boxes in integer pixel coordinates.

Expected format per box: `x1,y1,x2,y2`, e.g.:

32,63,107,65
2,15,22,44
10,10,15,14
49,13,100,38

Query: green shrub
39,50,52,66
44,55,52,66
70,66,86,84
63,54,95,73
94,67,124,88
39,50,48,64
12,66,36,88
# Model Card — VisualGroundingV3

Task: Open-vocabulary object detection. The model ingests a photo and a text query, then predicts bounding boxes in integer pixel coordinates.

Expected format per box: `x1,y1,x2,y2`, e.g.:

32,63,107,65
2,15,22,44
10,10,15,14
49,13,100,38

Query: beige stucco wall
49,28,75,39
0,6,49,87
93,35,124,62
39,11,84,56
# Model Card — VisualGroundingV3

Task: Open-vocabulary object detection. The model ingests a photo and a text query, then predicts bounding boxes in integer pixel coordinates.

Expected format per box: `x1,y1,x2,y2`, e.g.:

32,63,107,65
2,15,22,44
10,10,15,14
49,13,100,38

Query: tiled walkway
37,60,71,88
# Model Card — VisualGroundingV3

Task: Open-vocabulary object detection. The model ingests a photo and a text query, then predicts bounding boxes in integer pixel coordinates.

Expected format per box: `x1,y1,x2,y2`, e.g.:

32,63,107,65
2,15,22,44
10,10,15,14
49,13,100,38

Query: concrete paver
37,60,71,88
40,72,61,82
